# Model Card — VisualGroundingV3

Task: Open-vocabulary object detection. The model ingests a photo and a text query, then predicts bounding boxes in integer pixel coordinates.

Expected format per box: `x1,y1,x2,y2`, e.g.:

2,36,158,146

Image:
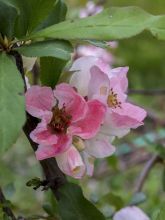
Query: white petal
85,133,116,158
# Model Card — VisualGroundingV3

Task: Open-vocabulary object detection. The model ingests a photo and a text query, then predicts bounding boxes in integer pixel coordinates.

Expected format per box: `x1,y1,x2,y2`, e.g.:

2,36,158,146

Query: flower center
48,105,72,134
107,88,121,108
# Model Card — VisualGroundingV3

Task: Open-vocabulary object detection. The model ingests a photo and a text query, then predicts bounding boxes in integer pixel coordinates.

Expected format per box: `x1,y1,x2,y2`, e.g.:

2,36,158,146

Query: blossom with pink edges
25,83,108,178
70,56,147,138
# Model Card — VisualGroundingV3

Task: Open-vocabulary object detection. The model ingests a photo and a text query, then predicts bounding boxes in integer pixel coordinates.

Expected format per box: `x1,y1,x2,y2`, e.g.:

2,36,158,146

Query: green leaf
37,0,67,31
40,57,67,87
0,1,17,38
0,53,25,152
27,0,56,33
58,183,105,220
28,6,165,41
0,0,30,38
15,40,73,60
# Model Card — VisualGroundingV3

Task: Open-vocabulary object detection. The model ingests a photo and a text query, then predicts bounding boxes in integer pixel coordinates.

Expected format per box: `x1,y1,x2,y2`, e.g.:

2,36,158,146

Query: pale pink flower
79,1,103,18
88,65,147,137
113,206,150,220
25,83,107,178
70,57,147,138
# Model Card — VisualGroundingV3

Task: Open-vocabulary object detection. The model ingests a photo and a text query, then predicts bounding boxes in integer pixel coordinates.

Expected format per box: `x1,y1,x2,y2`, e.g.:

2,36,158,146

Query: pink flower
70,57,147,138
88,65,147,137
113,206,150,220
79,1,103,18
25,83,106,178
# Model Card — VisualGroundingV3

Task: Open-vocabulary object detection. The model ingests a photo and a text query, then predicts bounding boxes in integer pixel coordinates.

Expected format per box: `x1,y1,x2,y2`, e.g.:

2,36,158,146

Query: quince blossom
25,83,111,178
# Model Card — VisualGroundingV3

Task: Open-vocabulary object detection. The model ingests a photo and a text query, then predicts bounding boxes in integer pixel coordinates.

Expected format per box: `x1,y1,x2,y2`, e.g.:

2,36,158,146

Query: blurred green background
0,0,165,219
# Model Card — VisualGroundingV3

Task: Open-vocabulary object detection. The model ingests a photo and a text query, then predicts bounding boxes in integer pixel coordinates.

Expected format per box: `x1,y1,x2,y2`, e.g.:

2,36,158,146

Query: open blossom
70,57,147,138
25,83,109,178
113,206,150,220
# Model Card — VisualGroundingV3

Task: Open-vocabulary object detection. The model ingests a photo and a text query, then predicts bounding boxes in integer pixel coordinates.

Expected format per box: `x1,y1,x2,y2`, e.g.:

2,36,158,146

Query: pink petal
35,134,72,160
72,100,106,139
54,83,87,122
30,118,58,145
51,134,72,155
56,146,85,179
85,134,116,158
111,102,147,129
36,145,58,160
25,86,54,118
110,67,129,92
88,65,110,102
81,151,94,176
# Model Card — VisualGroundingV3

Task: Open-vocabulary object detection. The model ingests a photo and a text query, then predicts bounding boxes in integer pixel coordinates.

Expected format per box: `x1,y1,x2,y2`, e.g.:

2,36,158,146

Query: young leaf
0,53,25,152
57,183,105,220
15,40,73,60
40,57,67,88
28,6,165,41
0,1,17,38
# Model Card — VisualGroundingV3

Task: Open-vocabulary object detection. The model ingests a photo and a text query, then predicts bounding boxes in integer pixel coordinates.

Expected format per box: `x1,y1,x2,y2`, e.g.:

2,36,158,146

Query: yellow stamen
107,88,121,108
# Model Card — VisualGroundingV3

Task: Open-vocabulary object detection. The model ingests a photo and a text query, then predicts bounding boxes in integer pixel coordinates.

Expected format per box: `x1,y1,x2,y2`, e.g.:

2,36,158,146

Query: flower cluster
25,56,146,179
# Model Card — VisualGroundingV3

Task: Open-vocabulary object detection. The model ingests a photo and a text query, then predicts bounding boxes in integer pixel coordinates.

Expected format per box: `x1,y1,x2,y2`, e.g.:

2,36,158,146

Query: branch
0,186,16,220
128,89,165,96
134,155,162,193
10,52,67,200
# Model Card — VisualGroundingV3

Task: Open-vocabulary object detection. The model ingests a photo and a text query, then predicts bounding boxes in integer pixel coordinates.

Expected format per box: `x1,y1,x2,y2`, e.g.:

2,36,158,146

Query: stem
134,155,162,193
0,186,16,220
10,52,66,200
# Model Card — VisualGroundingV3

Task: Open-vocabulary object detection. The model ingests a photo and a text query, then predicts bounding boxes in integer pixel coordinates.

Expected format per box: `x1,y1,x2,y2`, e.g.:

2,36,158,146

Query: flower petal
81,151,94,176
25,86,54,118
88,65,110,102
73,100,106,139
70,56,99,96
56,146,85,179
30,118,58,145
54,83,87,122
35,134,72,160
70,56,110,96
111,102,147,129
110,67,129,92
85,134,116,158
